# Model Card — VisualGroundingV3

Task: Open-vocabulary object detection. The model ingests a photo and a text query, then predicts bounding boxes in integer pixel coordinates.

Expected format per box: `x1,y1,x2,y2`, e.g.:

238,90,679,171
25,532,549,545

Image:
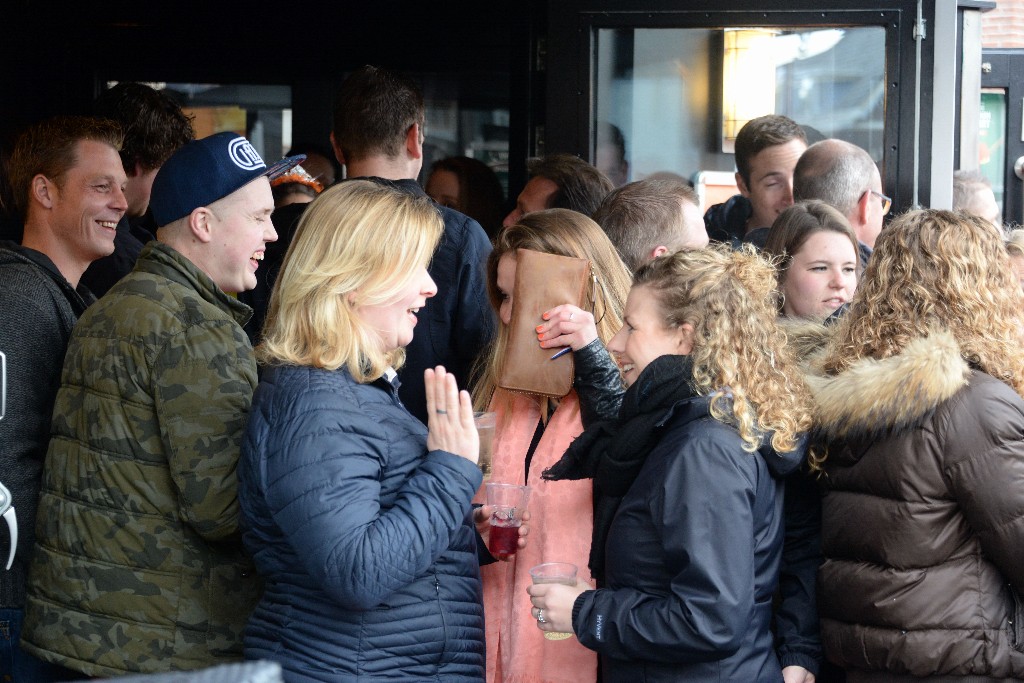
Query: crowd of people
1,67,1023,683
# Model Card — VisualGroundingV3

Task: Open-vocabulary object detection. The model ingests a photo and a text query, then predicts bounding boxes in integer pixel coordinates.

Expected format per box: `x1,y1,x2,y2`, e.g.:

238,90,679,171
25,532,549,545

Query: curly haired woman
811,210,1024,681
532,244,813,682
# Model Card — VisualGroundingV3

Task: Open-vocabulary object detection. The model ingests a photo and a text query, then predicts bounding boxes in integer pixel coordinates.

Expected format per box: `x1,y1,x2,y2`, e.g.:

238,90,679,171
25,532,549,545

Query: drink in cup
529,562,578,640
474,411,496,479
485,482,529,560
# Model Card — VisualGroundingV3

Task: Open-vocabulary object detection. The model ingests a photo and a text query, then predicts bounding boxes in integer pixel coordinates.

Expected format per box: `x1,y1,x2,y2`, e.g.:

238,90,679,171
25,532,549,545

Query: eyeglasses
868,189,892,216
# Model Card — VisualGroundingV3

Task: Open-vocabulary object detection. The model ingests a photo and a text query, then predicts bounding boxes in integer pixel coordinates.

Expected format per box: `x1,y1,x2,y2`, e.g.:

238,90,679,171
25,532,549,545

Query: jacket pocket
1010,587,1024,652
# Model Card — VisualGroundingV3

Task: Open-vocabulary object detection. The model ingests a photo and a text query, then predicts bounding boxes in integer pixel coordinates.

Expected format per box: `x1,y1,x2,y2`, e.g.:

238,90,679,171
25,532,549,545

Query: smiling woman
238,180,488,682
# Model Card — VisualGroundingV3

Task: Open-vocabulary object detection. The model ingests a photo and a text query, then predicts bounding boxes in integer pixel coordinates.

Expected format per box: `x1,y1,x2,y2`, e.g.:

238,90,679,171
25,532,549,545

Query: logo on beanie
228,137,267,171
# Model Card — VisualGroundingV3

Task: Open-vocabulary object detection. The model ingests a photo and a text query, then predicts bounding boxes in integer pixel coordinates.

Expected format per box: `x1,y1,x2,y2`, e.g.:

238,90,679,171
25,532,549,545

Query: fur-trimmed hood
809,331,971,442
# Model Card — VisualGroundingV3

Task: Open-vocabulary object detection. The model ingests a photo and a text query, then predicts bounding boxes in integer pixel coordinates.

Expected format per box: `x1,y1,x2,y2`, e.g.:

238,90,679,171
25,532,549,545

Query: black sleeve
774,466,823,675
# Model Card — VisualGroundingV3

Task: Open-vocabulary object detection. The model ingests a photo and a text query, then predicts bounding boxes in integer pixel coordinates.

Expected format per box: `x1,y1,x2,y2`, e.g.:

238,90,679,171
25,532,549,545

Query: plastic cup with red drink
485,482,530,560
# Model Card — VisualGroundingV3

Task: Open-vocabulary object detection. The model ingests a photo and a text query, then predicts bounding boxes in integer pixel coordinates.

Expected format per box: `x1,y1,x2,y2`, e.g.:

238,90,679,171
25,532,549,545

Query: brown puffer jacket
811,331,1024,679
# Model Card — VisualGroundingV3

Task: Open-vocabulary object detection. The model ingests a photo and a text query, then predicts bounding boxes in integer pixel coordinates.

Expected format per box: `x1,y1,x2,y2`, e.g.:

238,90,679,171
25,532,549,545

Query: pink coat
476,390,597,683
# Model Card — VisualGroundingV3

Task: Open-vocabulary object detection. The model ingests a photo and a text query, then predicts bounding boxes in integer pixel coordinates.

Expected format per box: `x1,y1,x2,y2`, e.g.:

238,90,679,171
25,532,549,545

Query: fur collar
809,331,970,442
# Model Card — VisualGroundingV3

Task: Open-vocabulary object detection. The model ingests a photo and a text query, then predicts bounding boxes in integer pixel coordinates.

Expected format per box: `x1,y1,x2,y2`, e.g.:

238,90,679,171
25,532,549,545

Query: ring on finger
537,608,546,624
436,409,448,415
569,311,575,321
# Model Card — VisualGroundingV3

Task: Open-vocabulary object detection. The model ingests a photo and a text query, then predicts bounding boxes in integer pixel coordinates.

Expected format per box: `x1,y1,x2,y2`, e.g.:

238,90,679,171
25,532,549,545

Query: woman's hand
526,579,592,634
425,366,479,464
538,304,598,354
475,506,530,559
782,666,816,683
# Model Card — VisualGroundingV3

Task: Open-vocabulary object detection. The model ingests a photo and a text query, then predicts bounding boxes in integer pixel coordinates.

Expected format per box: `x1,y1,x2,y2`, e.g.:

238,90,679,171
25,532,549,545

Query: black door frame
980,48,1024,225
542,0,936,215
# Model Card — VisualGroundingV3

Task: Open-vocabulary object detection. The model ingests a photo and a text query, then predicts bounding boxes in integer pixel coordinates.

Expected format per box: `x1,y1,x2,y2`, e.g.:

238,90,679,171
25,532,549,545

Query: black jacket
704,194,770,249
570,364,803,682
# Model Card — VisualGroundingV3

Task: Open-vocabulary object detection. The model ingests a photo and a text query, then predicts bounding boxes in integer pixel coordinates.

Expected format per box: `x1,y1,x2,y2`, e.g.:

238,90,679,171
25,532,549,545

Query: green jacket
22,241,261,677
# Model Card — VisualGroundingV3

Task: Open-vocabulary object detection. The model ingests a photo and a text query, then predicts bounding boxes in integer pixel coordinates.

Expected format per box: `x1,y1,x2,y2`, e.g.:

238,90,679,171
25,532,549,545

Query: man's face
736,138,806,230
965,186,1002,230
205,177,277,294
125,163,160,218
502,176,559,227
49,139,128,265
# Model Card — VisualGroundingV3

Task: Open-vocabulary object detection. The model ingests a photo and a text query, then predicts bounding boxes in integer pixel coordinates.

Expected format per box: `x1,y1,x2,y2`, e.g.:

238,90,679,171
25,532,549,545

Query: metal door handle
0,482,15,570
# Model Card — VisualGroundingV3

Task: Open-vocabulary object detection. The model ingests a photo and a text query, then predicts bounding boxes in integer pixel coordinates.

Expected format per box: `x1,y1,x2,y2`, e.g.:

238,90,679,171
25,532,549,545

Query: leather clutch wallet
497,248,593,398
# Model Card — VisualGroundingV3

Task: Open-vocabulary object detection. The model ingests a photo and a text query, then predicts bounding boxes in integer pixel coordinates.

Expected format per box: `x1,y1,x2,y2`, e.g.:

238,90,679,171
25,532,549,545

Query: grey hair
793,139,878,216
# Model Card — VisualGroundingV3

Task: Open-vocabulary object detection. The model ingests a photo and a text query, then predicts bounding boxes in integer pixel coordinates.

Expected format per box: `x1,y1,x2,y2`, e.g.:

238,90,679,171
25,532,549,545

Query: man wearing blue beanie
21,133,302,677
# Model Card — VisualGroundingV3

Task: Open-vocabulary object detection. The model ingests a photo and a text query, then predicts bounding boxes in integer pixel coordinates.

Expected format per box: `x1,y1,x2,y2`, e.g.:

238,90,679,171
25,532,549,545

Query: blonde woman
474,209,631,683
812,210,1024,681
237,181,486,682
533,245,813,682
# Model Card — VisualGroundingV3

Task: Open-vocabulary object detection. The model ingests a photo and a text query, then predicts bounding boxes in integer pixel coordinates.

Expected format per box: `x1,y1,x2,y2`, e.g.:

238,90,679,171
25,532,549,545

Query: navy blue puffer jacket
238,364,485,682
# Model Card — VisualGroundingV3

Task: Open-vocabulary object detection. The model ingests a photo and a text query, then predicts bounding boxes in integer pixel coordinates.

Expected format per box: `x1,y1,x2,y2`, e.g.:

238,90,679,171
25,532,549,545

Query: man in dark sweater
244,65,494,423
0,115,127,683
704,114,807,249
79,82,195,298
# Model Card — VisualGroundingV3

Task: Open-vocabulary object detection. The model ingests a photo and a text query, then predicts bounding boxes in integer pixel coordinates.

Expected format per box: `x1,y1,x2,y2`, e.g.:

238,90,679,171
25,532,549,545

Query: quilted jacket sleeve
154,319,257,542
262,392,483,611
572,428,757,662
942,373,1024,594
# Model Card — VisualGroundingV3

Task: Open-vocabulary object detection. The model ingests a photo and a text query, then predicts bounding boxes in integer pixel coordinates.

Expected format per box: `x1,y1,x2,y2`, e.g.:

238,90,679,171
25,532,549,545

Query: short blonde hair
258,180,443,381
633,244,813,453
473,209,631,410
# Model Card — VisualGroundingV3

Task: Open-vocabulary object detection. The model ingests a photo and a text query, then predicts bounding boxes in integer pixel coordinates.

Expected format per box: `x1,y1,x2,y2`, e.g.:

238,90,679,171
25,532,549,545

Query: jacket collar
0,240,94,313
809,330,970,443
134,241,252,327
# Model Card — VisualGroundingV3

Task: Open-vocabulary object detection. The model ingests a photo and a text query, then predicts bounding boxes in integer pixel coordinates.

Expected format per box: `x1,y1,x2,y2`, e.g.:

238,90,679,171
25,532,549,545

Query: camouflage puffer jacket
238,364,486,682
21,241,261,678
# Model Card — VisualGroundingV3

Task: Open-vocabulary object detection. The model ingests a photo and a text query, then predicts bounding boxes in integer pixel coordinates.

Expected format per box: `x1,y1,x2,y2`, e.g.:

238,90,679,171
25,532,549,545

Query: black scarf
543,354,699,582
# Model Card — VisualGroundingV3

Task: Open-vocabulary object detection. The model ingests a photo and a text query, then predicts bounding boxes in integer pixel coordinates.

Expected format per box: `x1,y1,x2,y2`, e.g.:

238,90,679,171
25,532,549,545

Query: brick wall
983,0,1024,48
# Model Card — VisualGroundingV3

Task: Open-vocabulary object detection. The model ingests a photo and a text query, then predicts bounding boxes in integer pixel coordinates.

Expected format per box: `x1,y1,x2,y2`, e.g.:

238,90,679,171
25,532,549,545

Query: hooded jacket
570,364,803,683
811,331,1024,679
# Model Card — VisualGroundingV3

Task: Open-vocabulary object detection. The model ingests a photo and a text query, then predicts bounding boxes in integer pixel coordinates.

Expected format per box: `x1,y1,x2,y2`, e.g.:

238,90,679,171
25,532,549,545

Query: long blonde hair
821,209,1024,394
633,244,813,453
473,209,632,411
258,180,443,382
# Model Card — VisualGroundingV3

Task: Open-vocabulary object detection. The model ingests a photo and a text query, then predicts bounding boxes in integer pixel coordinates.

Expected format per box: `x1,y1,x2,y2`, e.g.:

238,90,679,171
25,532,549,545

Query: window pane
594,26,886,197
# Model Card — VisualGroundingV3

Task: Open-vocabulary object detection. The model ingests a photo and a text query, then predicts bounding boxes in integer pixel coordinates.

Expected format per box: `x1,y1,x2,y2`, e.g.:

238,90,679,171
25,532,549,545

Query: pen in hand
550,347,571,361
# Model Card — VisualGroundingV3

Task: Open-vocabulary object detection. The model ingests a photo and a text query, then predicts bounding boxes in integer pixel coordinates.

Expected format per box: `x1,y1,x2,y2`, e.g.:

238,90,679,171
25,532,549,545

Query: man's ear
649,245,670,260
735,171,750,198
129,160,145,179
329,132,346,166
188,207,215,244
406,122,423,160
31,174,55,208
854,190,871,230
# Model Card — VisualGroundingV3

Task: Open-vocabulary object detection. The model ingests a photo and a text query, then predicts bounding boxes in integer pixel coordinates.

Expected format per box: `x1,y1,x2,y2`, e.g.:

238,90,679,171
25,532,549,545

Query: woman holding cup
532,246,813,682
237,182,487,681
473,209,631,683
